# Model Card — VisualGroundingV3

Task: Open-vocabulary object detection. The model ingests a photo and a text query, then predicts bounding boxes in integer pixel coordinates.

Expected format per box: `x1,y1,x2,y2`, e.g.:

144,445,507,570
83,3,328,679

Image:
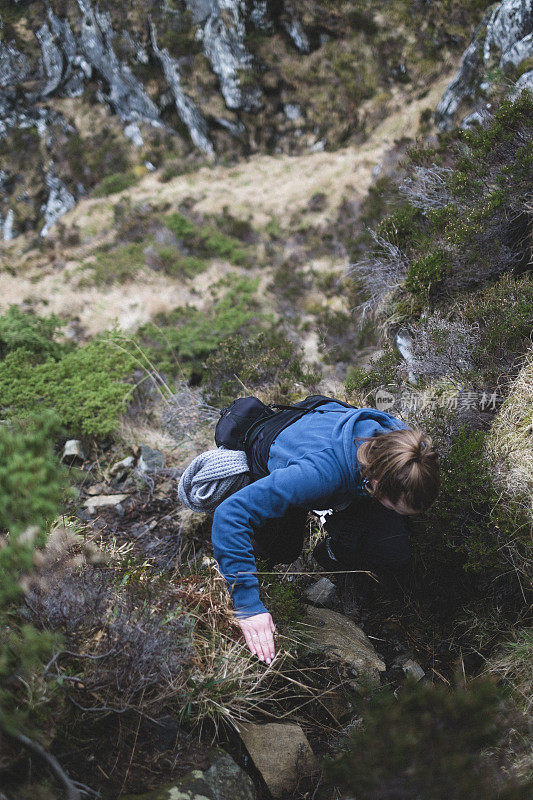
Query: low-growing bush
164,211,249,265
0,312,137,439
137,276,261,381
204,329,319,406
93,170,140,197
0,413,67,737
325,678,531,800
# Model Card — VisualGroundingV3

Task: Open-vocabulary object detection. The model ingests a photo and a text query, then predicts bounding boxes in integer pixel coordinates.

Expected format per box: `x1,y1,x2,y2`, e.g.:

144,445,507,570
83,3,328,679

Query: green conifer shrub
0,309,137,439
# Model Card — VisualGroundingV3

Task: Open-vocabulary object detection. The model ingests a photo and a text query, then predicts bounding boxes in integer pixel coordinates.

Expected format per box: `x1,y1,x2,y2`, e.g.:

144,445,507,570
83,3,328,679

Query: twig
5,728,81,800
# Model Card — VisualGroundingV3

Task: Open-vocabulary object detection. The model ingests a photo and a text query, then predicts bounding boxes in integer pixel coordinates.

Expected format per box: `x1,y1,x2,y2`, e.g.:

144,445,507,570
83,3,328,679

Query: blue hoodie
211,401,409,617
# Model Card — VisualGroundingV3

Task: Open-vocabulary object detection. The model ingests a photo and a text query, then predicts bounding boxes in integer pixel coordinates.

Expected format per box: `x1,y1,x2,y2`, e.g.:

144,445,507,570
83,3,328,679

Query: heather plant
136,276,261,381
325,678,531,800
204,329,319,406
350,91,533,317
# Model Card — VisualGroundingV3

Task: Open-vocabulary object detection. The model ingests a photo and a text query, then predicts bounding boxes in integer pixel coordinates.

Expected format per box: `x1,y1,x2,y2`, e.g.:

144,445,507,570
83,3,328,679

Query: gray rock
40,170,76,237
297,606,386,683
236,722,315,798
118,748,257,800
436,0,533,130
84,493,128,512
514,68,533,92
305,577,337,607
283,16,311,54
36,22,64,97
109,455,135,476
402,658,425,682
139,444,166,473
150,22,214,156
192,0,262,111
61,439,85,464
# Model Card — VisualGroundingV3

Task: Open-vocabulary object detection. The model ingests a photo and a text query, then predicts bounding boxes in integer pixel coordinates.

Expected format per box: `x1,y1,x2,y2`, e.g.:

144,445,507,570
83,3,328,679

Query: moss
93,170,140,197
259,572,305,626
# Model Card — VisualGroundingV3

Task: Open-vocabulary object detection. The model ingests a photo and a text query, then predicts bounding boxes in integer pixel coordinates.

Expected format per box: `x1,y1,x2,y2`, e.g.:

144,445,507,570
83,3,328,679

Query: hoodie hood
341,407,410,489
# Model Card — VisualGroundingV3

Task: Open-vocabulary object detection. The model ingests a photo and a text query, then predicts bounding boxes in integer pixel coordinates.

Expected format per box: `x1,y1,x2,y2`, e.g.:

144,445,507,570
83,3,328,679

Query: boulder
304,577,337,607
297,606,386,682
236,722,316,798
119,748,257,800
402,659,426,682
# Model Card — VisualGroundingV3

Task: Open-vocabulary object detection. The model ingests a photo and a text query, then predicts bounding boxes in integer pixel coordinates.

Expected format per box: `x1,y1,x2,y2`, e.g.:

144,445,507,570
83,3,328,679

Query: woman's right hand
238,612,276,664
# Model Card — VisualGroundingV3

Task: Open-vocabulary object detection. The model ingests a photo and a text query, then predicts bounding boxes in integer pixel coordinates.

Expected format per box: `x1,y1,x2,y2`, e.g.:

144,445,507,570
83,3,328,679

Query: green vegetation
353,91,533,313
325,678,531,800
0,309,136,439
137,276,261,380
0,413,67,735
93,170,141,197
204,329,319,406
164,212,249,266
83,242,147,285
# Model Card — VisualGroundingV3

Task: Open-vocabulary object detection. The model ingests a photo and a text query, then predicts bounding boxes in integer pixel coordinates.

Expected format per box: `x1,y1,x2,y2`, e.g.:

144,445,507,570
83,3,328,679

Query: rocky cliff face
436,0,533,129
0,0,501,239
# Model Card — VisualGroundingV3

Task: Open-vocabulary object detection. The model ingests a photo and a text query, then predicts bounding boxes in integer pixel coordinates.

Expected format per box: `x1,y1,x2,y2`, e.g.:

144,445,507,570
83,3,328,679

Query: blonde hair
356,428,440,512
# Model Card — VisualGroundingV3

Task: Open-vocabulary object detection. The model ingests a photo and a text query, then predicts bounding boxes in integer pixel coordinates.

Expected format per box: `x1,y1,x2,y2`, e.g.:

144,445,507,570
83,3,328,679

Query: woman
205,396,440,664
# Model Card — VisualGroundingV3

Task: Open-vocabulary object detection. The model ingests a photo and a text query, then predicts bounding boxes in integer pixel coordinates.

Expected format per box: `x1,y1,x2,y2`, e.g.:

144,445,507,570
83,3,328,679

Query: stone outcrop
236,721,315,798
297,605,386,683
118,748,257,800
436,0,533,130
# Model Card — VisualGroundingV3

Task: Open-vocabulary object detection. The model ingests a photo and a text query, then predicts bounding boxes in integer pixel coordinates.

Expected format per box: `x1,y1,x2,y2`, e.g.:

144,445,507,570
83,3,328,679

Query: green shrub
0,319,137,439
0,307,69,361
405,250,449,295
424,426,531,577
153,245,208,278
325,678,531,800
164,211,197,238
0,413,67,735
164,212,249,265
93,170,140,197
345,347,400,394
353,92,533,310
83,242,147,285
137,277,261,380
204,329,318,406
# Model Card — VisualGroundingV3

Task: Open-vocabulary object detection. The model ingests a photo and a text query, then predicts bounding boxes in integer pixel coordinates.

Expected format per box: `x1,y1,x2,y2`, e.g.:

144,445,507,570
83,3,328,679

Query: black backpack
214,394,355,454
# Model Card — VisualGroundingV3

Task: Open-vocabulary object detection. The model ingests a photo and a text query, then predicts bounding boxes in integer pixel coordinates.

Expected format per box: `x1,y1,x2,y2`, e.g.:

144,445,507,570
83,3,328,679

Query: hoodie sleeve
211,452,343,618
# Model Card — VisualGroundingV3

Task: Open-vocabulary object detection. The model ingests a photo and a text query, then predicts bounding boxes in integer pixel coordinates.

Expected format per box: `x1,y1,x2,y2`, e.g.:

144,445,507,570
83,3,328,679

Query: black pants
251,494,411,576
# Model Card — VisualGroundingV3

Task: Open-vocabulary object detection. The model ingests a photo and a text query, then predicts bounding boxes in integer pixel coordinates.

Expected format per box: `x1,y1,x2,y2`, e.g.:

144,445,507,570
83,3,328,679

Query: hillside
0,2,532,800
